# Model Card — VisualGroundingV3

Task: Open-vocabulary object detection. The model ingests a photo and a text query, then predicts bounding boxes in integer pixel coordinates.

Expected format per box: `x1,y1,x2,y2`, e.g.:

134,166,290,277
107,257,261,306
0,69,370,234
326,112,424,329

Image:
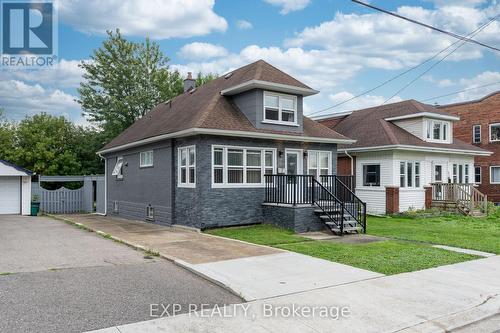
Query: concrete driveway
0,215,241,333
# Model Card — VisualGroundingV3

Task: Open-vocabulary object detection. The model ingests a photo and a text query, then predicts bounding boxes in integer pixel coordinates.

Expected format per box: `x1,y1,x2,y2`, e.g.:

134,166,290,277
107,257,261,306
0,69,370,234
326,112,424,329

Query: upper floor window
111,156,124,179
263,92,297,125
140,151,154,168
489,123,500,142
474,166,481,184
363,164,380,187
212,146,275,187
426,119,449,142
473,125,481,144
178,146,195,188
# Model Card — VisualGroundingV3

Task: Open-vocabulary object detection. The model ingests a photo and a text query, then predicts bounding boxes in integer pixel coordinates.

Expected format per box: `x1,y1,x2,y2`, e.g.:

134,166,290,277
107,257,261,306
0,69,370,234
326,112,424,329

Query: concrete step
329,226,363,233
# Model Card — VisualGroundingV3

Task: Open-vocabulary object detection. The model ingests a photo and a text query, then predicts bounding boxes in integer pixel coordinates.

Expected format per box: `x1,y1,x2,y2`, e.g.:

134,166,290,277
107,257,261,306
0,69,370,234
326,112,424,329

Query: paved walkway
56,214,381,300
91,256,500,333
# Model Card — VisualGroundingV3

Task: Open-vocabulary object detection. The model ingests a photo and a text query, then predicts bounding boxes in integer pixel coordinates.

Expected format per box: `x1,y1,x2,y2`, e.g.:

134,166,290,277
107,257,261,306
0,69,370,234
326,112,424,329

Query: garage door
0,176,20,214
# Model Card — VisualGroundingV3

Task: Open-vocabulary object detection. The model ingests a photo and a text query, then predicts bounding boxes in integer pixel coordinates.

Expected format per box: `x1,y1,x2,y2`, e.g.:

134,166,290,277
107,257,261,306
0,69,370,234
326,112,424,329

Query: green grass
277,240,476,275
206,224,309,245
367,213,500,254
205,224,478,275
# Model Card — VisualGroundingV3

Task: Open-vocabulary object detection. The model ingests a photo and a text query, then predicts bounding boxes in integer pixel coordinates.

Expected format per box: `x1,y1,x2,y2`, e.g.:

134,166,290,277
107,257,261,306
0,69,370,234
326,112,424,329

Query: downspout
345,149,354,176
98,152,107,215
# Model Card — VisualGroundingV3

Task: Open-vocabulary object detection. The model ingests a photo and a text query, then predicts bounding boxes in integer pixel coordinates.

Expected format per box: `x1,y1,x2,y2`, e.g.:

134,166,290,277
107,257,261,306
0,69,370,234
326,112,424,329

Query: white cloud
0,80,80,121
236,19,253,30
320,91,403,114
426,0,487,8
58,0,227,39
453,71,500,102
422,75,455,87
264,0,311,14
285,4,500,69
178,42,228,60
0,59,84,89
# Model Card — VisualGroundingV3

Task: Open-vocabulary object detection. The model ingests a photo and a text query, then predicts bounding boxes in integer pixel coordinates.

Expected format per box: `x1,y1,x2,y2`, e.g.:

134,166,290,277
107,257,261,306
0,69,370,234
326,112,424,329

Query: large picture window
363,164,380,186
212,146,275,187
307,151,331,178
178,146,196,187
263,92,297,125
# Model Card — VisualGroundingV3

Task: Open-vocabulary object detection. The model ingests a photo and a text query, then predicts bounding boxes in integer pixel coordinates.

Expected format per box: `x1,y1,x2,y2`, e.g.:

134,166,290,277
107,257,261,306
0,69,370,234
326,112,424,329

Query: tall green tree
0,108,15,161
195,72,218,87
78,29,184,141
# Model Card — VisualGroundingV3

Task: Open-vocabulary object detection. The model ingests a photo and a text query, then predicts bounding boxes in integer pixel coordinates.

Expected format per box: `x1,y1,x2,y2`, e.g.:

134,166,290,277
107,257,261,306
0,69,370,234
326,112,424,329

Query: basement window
146,206,154,220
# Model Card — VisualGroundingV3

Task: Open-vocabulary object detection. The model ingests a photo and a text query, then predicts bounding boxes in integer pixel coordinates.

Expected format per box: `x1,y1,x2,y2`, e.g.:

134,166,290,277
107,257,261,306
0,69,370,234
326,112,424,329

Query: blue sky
1,0,499,125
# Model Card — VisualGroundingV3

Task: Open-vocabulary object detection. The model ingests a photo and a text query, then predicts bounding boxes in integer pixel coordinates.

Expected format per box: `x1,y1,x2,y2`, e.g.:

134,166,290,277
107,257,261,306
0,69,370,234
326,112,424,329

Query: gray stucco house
97,60,363,233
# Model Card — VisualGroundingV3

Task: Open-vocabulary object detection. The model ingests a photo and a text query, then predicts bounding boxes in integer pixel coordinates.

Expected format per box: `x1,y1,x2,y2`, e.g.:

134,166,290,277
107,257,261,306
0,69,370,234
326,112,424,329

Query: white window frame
178,146,196,188
489,123,500,142
474,166,482,184
307,150,332,178
146,206,154,219
433,164,443,183
472,125,481,144
399,161,421,188
262,91,298,126
211,145,277,188
362,163,381,187
139,150,154,168
426,119,450,143
452,163,471,184
112,156,124,179
490,166,500,184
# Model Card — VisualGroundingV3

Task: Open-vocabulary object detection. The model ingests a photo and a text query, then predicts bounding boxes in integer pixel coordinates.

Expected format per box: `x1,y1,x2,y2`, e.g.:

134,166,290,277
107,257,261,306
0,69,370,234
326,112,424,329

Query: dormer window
426,119,450,143
263,92,297,125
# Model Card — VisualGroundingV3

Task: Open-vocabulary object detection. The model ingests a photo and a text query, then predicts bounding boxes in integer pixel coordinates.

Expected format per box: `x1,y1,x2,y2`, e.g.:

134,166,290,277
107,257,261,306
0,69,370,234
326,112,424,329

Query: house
97,60,361,233
316,100,491,215
438,91,500,204
0,159,32,215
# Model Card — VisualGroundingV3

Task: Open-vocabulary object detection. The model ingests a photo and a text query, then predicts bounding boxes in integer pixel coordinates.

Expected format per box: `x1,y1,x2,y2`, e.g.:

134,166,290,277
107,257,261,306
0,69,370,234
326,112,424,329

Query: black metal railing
264,174,366,234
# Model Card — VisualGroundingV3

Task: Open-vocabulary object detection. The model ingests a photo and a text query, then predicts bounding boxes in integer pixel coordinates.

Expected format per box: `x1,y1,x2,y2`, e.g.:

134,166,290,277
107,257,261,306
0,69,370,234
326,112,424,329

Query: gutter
97,127,356,155
97,152,107,216
342,144,492,156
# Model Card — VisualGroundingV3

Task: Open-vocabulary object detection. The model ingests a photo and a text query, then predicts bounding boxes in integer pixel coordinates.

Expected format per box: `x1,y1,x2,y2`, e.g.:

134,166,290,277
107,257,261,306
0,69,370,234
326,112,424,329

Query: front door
285,149,303,175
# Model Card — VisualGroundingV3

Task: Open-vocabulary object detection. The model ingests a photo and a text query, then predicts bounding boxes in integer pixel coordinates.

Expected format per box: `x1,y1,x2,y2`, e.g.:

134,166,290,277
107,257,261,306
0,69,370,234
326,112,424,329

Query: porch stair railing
431,183,487,216
264,175,366,235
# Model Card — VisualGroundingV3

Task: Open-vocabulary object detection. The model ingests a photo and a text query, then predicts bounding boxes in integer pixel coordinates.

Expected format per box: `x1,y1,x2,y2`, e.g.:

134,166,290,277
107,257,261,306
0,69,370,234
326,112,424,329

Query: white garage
0,160,32,215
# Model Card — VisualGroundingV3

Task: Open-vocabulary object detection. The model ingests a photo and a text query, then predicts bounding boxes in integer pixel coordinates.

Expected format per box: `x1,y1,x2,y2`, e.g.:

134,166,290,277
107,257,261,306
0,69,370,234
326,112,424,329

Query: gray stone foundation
262,204,326,233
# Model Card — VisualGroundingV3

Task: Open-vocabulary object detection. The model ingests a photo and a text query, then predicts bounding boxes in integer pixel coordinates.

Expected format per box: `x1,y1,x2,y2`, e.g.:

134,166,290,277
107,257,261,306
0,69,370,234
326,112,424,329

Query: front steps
313,207,362,234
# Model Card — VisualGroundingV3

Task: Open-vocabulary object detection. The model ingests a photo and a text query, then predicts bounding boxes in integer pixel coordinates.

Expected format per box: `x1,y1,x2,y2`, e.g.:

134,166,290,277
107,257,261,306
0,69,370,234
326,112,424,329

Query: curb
46,214,246,301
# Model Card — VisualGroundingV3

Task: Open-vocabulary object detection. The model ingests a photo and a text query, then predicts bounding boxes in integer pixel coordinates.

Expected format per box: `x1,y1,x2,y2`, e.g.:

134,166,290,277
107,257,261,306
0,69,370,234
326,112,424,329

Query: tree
78,29,184,141
11,113,82,175
195,72,218,87
0,108,15,161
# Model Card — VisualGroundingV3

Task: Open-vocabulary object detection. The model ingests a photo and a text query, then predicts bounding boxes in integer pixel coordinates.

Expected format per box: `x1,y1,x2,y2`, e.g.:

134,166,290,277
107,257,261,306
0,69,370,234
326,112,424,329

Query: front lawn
367,213,500,254
206,224,478,275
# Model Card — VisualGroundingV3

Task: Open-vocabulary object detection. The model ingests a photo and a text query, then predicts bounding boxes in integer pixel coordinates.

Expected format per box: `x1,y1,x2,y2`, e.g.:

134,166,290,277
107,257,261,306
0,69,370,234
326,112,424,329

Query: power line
308,15,498,117
420,82,500,103
382,16,497,104
352,0,500,52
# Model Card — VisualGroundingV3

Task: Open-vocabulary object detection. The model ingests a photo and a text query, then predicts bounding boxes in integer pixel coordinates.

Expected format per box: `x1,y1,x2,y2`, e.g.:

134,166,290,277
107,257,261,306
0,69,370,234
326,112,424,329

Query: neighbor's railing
431,183,487,215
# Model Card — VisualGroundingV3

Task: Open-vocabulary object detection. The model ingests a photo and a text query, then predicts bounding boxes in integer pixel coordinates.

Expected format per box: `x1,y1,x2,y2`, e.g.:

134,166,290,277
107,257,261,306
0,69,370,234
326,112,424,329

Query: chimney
183,72,196,93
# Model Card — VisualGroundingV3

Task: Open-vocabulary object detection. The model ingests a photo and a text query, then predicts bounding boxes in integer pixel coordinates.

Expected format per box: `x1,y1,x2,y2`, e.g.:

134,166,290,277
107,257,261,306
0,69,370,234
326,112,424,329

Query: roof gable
0,160,32,176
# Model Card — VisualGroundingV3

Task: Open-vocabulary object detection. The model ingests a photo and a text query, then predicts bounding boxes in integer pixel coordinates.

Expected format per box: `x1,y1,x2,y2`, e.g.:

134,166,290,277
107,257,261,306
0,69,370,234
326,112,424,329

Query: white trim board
220,79,319,97
343,144,492,156
97,128,355,155
385,112,460,122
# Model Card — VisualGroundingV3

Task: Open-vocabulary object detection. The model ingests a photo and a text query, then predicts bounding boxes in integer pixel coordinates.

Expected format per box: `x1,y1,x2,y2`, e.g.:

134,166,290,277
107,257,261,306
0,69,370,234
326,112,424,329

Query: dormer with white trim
385,112,460,144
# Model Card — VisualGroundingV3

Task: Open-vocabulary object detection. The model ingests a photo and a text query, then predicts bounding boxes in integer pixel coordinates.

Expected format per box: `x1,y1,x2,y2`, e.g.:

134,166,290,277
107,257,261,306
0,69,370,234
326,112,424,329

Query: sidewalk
91,256,500,333
55,215,381,300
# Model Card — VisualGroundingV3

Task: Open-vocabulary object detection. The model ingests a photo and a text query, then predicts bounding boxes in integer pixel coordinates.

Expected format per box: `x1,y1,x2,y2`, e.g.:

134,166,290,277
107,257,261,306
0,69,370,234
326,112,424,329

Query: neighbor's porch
430,183,488,216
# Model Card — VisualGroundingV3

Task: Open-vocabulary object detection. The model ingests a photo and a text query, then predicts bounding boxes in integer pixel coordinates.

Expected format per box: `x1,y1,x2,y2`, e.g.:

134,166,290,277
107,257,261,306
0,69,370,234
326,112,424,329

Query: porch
263,175,366,234
430,183,488,216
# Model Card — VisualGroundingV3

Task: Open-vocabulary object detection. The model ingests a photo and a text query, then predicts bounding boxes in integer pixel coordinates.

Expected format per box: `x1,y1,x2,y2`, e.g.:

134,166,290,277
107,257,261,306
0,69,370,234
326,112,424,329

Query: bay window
263,92,297,125
212,146,275,187
307,151,331,178
178,146,196,187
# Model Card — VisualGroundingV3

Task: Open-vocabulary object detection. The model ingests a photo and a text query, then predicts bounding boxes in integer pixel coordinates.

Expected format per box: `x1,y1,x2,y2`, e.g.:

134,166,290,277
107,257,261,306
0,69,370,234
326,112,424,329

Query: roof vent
224,72,233,79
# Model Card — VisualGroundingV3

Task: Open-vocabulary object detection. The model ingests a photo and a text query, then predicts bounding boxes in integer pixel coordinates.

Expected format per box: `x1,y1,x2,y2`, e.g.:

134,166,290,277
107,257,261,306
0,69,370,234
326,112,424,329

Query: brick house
438,91,500,204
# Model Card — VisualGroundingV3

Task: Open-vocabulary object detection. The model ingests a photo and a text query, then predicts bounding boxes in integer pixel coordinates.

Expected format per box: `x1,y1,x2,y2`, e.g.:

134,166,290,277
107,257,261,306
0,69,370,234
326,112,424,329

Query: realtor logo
1,0,57,68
